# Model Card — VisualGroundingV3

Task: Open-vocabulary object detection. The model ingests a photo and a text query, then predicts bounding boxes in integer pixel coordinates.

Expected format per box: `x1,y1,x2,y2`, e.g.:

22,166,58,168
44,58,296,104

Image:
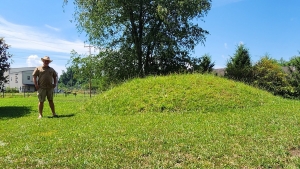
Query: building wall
4,67,36,92
5,72,21,90
21,70,35,92
22,71,34,84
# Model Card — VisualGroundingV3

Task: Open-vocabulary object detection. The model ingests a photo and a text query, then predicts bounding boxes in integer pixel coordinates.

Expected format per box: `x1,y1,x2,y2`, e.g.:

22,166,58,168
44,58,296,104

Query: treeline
58,51,215,92
58,0,299,99
59,44,300,99
224,44,300,99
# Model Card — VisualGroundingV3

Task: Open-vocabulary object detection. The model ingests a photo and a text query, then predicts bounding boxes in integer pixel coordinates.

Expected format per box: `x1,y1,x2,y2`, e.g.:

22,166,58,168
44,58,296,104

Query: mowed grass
1,74,300,168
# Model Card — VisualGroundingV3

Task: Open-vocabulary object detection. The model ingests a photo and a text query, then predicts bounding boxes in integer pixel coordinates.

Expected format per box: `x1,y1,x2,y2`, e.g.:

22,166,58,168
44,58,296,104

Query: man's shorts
37,88,54,102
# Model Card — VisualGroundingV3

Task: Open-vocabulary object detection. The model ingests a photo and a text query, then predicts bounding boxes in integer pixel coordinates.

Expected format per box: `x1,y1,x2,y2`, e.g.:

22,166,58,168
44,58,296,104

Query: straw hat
41,56,52,62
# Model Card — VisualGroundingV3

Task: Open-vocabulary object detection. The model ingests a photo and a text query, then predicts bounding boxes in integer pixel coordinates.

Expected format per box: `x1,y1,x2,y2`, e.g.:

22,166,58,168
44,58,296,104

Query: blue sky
0,0,299,77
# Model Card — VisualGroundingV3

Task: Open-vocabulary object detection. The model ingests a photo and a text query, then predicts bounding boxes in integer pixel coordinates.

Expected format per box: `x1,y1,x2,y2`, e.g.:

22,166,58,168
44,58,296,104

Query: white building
4,67,36,93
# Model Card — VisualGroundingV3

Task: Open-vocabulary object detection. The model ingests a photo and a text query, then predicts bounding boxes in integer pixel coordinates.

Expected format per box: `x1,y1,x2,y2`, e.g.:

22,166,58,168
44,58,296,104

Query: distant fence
60,90,98,98
1,90,99,98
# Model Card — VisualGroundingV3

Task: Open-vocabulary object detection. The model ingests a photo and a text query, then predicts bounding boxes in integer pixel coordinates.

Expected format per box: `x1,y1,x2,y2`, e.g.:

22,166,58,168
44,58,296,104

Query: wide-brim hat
41,56,52,62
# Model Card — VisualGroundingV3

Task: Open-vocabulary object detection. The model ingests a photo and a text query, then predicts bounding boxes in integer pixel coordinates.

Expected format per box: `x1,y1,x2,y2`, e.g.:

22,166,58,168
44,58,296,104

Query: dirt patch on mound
289,148,300,157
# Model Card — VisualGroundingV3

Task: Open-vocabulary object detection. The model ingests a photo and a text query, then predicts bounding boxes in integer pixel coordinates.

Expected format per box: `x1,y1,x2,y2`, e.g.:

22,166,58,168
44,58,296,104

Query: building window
15,74,18,83
27,76,30,80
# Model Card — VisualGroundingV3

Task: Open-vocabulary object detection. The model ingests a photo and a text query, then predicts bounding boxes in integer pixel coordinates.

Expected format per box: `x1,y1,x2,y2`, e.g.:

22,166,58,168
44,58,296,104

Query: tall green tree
68,50,102,98
191,54,215,73
287,55,300,67
58,67,78,88
286,54,300,97
225,44,252,82
97,49,138,84
0,38,12,91
64,0,211,77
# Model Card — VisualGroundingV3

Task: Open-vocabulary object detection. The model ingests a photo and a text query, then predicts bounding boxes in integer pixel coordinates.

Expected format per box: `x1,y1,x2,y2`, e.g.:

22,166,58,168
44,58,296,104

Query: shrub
4,87,19,93
252,56,293,97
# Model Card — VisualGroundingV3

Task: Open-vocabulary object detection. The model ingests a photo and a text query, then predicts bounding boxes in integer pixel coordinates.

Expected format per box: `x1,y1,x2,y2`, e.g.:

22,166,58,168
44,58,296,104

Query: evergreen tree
225,44,252,82
191,54,215,73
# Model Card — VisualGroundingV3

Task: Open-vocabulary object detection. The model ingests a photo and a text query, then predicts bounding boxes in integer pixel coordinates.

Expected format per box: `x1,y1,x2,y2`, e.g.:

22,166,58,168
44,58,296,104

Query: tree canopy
64,0,211,78
0,38,12,91
225,44,252,82
67,50,102,97
191,54,215,73
58,67,78,88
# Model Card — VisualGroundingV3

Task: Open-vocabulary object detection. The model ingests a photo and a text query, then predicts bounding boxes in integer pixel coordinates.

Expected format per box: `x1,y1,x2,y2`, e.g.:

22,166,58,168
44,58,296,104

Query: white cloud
45,24,60,32
26,55,42,67
239,41,244,45
0,16,87,54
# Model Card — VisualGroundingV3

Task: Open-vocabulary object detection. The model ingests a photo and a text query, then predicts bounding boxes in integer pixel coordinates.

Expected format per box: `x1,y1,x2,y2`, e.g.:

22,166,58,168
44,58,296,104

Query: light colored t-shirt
32,66,57,89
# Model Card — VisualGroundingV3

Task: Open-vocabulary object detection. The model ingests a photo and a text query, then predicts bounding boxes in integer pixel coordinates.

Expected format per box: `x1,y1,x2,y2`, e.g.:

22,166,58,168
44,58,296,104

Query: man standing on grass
32,56,58,119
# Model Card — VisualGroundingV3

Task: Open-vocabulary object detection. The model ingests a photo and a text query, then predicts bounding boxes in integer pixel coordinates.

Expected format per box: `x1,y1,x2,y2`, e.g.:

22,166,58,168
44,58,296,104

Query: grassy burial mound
85,74,276,114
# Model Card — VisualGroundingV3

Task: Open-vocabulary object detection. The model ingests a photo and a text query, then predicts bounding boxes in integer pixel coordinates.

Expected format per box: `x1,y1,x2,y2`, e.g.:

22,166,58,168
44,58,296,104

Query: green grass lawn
1,74,300,168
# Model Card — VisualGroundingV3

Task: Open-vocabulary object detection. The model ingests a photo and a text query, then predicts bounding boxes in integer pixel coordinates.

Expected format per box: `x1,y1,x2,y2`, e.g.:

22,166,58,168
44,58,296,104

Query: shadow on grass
0,106,32,119
47,114,75,118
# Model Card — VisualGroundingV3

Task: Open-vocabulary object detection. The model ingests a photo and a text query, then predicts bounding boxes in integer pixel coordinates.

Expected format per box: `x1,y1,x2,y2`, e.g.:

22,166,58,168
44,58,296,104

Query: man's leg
37,88,46,119
47,88,57,117
48,100,57,116
38,102,44,118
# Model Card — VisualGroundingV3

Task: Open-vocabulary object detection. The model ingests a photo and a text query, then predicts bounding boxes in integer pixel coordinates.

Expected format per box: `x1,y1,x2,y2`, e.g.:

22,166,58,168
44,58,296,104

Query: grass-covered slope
85,74,276,114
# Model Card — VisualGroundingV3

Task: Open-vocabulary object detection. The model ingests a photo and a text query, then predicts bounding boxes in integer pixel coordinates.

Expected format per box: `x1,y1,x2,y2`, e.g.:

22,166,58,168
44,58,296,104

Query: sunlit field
1,74,300,168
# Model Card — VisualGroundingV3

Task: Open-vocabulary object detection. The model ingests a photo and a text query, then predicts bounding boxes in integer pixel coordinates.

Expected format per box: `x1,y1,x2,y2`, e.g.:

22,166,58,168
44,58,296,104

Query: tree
225,44,252,82
276,57,289,66
64,0,211,78
0,38,12,91
286,54,300,97
191,54,215,73
68,50,102,98
58,67,78,88
95,49,140,85
287,55,300,67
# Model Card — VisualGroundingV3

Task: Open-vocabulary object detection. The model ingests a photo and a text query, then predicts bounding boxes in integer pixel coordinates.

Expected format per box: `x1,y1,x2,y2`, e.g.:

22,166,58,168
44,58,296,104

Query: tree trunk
127,3,144,78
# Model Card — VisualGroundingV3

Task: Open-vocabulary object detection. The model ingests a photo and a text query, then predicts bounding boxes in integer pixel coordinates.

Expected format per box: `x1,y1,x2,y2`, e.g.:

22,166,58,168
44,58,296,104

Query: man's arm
53,70,58,88
53,76,57,88
33,76,39,90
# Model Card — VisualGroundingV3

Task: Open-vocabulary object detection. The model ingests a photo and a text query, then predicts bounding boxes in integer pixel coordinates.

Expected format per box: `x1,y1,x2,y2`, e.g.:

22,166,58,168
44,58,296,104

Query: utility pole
84,44,93,55
84,44,94,98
